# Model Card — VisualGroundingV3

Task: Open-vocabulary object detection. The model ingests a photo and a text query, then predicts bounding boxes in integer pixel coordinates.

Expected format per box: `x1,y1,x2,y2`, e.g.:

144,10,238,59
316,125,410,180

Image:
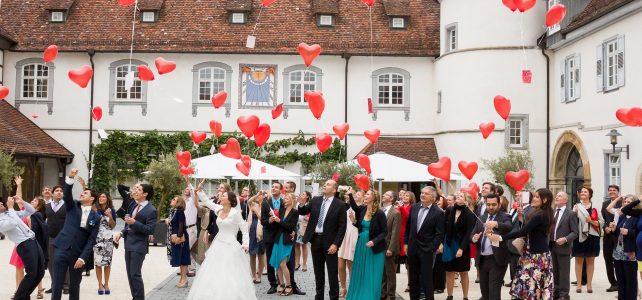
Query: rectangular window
377,73,403,106
391,17,405,29
609,154,621,187
437,91,442,113
598,35,625,92
115,65,142,100
22,64,49,100
198,68,226,101
605,39,618,90
231,13,245,24
142,11,156,23
50,11,64,22
562,54,580,102
547,0,560,35
506,115,529,149
445,23,457,52
289,71,316,104
319,15,333,26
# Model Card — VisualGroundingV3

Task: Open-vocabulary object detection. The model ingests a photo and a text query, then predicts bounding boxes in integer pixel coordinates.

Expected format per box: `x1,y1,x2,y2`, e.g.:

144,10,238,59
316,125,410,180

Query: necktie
482,215,494,252
318,198,329,230
132,204,141,218
551,208,560,241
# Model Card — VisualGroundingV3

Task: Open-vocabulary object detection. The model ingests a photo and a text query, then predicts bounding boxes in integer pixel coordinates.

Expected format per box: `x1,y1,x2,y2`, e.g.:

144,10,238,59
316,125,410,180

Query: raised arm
15,199,36,219
622,199,642,217
63,169,79,210
14,176,23,200
235,210,249,248
196,190,222,213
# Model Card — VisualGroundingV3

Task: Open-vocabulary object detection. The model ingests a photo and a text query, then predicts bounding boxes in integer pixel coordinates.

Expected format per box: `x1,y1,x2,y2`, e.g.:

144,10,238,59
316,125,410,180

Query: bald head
322,180,338,197
554,191,568,208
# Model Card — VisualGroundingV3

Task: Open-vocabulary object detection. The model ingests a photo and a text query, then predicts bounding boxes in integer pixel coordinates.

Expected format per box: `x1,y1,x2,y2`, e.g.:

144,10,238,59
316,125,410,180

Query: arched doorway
565,147,584,205
550,130,591,202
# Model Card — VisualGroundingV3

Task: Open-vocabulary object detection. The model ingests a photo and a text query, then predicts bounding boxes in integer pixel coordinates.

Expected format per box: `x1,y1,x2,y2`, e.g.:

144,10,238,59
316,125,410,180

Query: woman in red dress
398,190,415,293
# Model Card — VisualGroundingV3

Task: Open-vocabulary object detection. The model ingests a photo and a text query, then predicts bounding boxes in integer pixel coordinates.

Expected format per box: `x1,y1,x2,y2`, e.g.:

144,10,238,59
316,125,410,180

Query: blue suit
52,182,100,300
121,201,157,300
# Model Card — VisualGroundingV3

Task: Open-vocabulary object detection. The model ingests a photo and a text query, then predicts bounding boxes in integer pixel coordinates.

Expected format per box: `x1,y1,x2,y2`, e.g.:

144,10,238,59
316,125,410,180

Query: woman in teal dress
346,189,388,300
268,193,299,296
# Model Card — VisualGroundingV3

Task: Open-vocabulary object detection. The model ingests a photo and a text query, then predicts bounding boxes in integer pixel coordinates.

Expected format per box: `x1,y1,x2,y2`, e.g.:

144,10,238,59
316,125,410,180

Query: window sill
506,145,528,150
15,99,54,115
282,103,309,119
109,100,148,116
562,98,578,104
371,106,410,121
192,102,230,117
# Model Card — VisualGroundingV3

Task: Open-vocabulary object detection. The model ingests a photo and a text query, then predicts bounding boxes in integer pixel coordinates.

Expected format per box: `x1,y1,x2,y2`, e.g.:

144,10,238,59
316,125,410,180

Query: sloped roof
45,0,75,10
138,0,164,11
356,137,438,165
0,101,74,159
382,0,410,17
0,0,440,56
563,0,634,33
312,0,339,14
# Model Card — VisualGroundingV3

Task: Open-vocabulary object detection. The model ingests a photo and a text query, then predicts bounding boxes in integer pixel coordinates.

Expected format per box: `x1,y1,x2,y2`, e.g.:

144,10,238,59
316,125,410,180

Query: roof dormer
225,0,252,25
46,0,75,23
312,0,339,27
382,0,409,29
139,0,164,23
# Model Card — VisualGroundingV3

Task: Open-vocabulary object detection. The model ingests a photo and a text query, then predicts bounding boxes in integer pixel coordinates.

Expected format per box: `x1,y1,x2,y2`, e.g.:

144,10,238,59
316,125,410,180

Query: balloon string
128,1,138,66
251,6,264,36
369,6,374,83
519,13,528,68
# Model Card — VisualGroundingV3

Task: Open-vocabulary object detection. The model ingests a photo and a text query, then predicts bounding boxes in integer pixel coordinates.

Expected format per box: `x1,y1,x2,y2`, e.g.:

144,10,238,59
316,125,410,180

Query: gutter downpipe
537,34,551,188
342,53,351,161
87,50,95,184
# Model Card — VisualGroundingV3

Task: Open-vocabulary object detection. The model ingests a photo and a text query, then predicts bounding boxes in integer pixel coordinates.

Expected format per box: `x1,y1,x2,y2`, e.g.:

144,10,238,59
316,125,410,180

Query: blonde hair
284,193,296,209
172,196,186,210
368,190,381,213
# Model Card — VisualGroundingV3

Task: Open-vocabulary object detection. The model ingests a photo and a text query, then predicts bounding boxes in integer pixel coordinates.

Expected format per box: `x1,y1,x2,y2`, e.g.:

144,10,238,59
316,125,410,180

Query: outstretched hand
14,176,23,186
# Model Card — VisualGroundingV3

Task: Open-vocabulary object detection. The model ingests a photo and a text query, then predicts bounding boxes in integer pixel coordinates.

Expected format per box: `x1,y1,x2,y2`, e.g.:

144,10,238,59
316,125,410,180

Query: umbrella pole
377,179,383,196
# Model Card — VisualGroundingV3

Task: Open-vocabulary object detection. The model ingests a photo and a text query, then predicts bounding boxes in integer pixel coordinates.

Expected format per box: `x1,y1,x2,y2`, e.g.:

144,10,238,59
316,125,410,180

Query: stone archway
550,130,592,199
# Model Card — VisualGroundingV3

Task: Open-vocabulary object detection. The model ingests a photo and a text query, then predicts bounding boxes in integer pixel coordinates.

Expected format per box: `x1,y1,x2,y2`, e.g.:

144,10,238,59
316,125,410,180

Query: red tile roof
0,25,17,44
0,0,440,56
356,137,439,165
45,0,76,11
563,0,634,34
0,101,74,159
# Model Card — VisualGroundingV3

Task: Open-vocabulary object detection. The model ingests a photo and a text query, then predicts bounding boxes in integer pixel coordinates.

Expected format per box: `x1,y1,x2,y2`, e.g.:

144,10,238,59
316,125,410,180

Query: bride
187,188,257,300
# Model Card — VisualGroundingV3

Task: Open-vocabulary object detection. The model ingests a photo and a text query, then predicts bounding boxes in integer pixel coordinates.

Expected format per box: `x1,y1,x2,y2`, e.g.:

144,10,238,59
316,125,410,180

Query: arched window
192,62,233,117
282,65,323,118
371,67,410,121
14,58,55,114
109,59,149,116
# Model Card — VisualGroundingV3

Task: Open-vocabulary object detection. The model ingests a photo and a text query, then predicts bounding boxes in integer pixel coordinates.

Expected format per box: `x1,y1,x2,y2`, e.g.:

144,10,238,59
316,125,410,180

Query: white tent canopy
190,153,300,180
348,152,464,182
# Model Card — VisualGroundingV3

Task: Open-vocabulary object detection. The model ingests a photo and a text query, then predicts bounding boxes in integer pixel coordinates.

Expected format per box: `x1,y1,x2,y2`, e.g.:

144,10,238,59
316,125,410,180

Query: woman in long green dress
346,189,388,300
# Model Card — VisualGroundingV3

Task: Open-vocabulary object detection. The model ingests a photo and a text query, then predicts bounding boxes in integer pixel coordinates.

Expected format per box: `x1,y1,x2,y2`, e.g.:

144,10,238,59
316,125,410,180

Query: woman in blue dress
268,193,299,296
166,196,191,288
346,188,387,300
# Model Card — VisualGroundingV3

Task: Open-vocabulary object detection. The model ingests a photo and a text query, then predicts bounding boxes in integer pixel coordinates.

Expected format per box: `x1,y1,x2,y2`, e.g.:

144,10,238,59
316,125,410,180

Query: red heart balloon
546,4,566,27
502,0,518,11
254,123,271,147
236,161,250,176
361,0,375,7
191,131,207,145
460,182,480,200
332,172,340,182
357,154,371,175
272,103,283,119
457,161,478,180
176,151,192,167
117,0,137,6
354,174,371,191
616,107,642,127
68,65,93,88
315,133,333,153
261,0,276,7
505,170,530,191
428,157,452,181
237,115,260,138
31,112,39,119
0,86,9,100
364,129,381,144
220,138,242,159
92,106,103,122
514,0,536,12
304,91,325,119
332,123,350,140
493,95,511,120
241,155,252,170
137,65,155,81
297,43,322,67
479,122,495,139
211,90,228,108
155,57,176,75
180,166,194,175
209,120,222,137
43,45,59,63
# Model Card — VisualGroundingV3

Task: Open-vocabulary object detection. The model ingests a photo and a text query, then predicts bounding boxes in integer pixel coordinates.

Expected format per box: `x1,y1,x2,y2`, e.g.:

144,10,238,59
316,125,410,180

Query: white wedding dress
187,195,256,300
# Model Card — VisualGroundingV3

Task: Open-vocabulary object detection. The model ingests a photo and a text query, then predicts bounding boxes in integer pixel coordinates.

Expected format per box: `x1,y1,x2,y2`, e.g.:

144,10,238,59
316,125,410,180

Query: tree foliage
0,151,24,191
310,161,370,190
481,149,535,196
145,152,184,219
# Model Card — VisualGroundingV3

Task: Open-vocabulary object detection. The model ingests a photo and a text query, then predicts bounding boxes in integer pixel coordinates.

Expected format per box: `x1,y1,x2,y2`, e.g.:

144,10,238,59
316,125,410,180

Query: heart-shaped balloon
354,174,371,191
237,115,260,138
357,154,371,175
304,91,325,119
155,57,176,75
493,95,511,120
31,112,39,119
364,129,381,144
241,155,252,170
315,133,333,153
457,161,478,180
461,182,480,200
118,0,137,6
0,86,9,100
236,161,250,176
505,170,530,191
44,45,59,63
191,131,207,144
616,107,642,127
514,0,536,12
68,65,93,88
211,90,228,108
297,43,322,67
361,0,375,7
502,0,518,11
220,138,242,159
137,65,155,81
180,166,194,175
92,106,103,122
546,4,566,27
209,120,222,137
176,151,192,167
332,172,340,182
428,157,452,181
272,103,283,119
479,122,495,139
332,123,350,140
254,123,271,147
261,0,276,7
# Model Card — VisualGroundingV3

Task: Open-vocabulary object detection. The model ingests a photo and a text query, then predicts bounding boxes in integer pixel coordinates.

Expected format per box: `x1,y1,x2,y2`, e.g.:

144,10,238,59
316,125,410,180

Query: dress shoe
187,272,196,277
267,286,278,294
44,289,52,294
292,287,306,295
434,289,444,294
607,285,618,292
63,289,69,295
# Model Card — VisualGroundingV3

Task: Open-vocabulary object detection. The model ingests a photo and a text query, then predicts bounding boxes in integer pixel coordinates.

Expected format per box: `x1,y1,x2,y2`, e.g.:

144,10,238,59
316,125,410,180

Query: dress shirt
184,184,197,226
416,204,432,232
315,196,334,233
51,199,64,213
383,204,393,216
272,197,281,210
481,214,496,256
80,205,92,227
44,197,53,205
132,200,149,217
553,206,566,240
0,202,36,244
479,200,487,216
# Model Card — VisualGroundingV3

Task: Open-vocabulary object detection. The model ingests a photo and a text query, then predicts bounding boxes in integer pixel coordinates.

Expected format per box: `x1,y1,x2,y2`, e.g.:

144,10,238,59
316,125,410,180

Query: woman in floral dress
93,193,116,295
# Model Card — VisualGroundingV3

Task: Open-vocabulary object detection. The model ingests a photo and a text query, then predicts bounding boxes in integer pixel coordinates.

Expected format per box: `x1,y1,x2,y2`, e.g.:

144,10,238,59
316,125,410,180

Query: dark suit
404,203,444,300
121,201,157,300
550,207,579,299
473,211,511,300
614,215,638,300
602,199,621,287
382,206,401,300
261,198,300,289
298,195,347,300
45,200,69,290
52,182,100,300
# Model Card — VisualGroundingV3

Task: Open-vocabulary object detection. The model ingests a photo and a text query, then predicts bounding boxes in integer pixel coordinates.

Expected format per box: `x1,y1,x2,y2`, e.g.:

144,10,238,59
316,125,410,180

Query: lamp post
377,178,384,196
605,129,630,159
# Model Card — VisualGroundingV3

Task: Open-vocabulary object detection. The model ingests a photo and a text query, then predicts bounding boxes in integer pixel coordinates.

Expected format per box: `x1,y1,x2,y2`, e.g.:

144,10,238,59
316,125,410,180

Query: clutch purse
170,234,186,245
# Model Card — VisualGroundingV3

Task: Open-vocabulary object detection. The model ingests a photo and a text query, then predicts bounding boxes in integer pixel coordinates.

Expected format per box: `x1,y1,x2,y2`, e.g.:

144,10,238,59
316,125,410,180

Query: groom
52,168,101,300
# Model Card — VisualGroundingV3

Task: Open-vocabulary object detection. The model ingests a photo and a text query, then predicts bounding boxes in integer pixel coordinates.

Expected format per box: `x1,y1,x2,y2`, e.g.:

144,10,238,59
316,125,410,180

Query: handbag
170,234,186,245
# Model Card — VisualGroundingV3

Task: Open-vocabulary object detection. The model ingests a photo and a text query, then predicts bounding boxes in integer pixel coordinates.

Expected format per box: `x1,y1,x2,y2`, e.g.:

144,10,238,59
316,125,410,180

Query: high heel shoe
37,288,45,299
339,287,347,298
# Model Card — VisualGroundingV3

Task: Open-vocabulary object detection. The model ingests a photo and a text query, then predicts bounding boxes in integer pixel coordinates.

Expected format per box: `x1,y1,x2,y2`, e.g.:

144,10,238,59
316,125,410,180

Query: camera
338,185,350,192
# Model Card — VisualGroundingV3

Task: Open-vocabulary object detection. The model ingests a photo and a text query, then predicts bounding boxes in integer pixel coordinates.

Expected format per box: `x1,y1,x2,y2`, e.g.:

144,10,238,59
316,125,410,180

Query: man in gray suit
381,191,401,300
550,191,579,300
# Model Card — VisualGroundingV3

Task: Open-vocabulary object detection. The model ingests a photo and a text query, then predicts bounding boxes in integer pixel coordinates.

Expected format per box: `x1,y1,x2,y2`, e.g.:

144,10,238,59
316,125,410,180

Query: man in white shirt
42,186,53,204
182,176,199,276
0,196,45,300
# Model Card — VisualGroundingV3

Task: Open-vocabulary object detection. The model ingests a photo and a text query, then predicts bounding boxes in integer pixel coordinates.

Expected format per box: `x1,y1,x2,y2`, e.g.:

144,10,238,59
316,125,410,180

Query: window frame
231,12,246,24
14,58,56,115
561,53,581,103
370,67,411,121
281,64,323,119
50,11,65,22
609,154,622,187
444,23,458,53
108,59,149,116
597,34,625,93
141,11,157,23
505,114,529,150
192,62,233,117
318,15,333,27
390,17,406,29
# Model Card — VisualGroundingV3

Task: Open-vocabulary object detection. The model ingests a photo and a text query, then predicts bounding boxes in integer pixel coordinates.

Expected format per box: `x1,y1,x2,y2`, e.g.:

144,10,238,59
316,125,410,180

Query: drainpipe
342,53,351,161
537,34,551,188
87,50,95,184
